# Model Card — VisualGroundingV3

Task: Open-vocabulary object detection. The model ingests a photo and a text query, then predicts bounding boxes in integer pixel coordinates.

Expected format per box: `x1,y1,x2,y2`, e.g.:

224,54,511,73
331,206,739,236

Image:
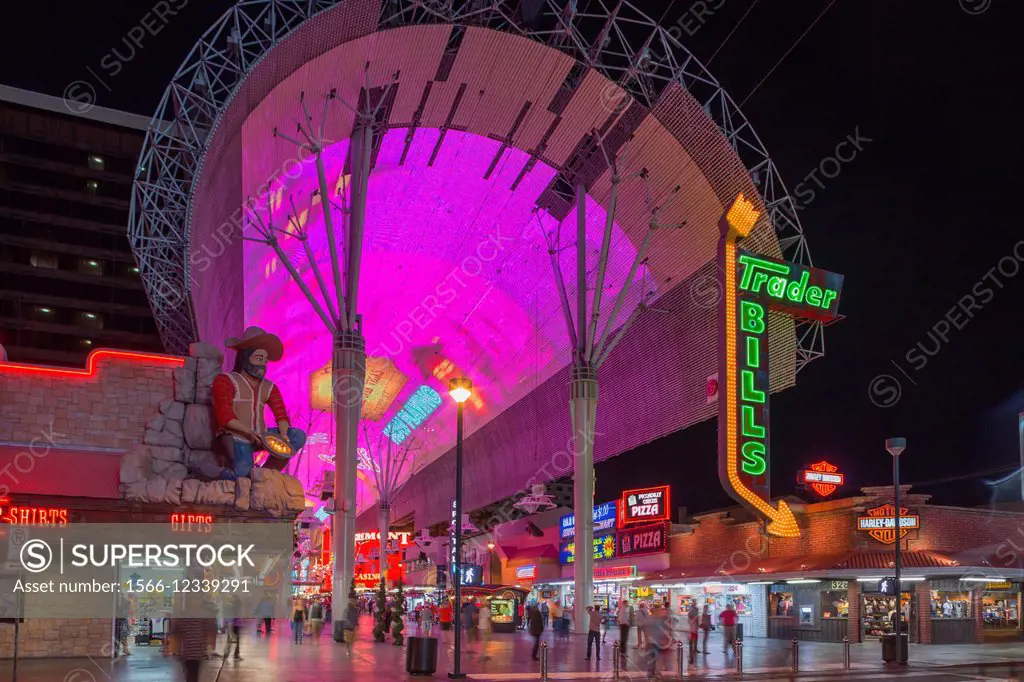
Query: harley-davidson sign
799,461,844,498
616,522,668,558
856,504,919,544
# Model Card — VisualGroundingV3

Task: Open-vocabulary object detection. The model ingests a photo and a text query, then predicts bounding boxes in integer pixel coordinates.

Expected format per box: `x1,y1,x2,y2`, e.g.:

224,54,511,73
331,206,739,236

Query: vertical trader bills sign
717,194,845,538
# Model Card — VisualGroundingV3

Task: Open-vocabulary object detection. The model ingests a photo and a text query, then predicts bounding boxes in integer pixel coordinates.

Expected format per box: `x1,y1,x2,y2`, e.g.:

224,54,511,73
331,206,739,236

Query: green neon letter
821,288,838,310
740,370,765,403
741,405,766,438
741,441,767,476
740,301,765,334
806,286,822,307
786,270,809,303
738,254,790,292
746,335,760,368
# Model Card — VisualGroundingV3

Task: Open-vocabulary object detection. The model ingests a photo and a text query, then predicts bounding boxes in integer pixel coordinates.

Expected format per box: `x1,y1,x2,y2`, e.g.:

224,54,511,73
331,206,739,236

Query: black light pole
449,378,472,679
887,437,907,663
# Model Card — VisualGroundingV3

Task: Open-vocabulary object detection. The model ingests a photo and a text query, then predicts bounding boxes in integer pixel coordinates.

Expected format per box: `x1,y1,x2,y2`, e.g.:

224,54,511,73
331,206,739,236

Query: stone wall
0,617,110,659
0,350,181,451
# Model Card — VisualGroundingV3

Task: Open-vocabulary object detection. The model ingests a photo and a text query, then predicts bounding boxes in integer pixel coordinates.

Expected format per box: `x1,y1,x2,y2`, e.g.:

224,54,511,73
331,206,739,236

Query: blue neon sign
560,501,618,540
383,385,442,444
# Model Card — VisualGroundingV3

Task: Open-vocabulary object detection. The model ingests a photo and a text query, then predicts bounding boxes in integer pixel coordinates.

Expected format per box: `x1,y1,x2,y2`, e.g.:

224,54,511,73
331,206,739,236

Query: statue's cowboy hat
225,326,284,361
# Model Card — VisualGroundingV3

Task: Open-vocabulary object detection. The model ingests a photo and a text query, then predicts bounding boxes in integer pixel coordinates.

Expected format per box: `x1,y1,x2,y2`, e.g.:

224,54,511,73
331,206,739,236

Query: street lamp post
886,437,907,664
448,378,472,679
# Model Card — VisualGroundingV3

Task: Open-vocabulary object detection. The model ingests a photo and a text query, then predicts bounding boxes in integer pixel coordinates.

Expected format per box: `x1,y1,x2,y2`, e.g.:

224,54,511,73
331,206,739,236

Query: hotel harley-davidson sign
856,504,919,545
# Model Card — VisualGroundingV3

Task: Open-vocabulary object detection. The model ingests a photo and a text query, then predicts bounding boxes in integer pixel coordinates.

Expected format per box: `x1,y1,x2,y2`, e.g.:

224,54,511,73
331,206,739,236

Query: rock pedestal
121,343,306,517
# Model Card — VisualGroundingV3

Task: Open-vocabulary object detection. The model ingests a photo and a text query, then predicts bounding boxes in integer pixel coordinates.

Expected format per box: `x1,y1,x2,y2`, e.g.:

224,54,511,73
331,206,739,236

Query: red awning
0,445,121,499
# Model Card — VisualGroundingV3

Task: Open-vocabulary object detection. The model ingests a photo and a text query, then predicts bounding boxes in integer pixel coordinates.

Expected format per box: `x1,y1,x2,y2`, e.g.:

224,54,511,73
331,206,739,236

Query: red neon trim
0,349,185,379
619,485,671,526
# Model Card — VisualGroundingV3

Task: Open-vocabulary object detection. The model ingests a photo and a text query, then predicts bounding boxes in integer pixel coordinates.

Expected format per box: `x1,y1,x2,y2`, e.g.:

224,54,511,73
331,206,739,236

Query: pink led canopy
243,127,651,509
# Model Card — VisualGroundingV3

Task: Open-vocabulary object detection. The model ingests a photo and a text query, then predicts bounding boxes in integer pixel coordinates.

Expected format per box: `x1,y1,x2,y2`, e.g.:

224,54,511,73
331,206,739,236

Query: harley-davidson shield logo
856,503,919,544
800,461,844,498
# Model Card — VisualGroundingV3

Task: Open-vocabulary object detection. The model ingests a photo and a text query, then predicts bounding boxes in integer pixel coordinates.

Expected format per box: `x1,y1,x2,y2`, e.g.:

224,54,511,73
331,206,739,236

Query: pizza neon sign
717,193,845,538
620,486,670,526
799,461,844,498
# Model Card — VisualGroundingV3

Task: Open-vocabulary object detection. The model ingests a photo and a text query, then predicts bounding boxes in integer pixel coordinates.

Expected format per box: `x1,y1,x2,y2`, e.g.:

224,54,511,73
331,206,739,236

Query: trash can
881,633,908,662
406,636,439,675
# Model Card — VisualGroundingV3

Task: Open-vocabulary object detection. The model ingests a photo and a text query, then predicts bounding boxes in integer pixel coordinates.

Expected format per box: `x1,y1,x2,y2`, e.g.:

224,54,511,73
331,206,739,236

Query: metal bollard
612,641,620,679
736,638,743,675
677,640,685,677
791,638,799,672
541,641,549,681
843,636,850,669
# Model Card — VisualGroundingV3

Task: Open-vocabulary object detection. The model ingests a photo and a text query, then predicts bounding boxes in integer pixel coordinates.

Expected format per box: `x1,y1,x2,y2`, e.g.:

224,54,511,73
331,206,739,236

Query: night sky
2,1,1022,512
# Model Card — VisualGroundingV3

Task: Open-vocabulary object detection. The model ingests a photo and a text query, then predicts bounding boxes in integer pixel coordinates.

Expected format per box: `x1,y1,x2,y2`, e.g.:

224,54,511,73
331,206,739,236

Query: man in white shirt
617,600,634,657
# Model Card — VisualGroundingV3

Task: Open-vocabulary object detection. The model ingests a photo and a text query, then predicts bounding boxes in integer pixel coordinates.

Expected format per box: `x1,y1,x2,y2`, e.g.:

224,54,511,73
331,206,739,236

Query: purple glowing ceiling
243,127,652,508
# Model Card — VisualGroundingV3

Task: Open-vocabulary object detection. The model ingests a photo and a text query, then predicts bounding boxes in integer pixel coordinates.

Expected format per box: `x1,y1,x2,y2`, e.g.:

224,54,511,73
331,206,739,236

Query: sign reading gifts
560,501,619,539
620,486,670,526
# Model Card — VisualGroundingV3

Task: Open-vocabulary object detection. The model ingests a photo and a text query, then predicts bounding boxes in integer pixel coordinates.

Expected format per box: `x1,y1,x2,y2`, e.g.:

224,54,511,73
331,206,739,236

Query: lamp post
886,437,907,664
448,377,472,679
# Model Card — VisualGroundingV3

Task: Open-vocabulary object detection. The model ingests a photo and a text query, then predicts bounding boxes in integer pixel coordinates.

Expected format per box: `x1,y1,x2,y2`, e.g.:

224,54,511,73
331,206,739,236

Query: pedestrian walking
308,598,324,642
291,595,306,644
477,599,492,660
255,594,273,636
687,604,700,664
528,603,545,661
342,597,359,655
115,614,131,657
644,601,671,677
461,600,479,644
173,617,216,682
617,599,634,658
584,606,602,660
419,602,434,636
719,603,738,653
699,604,712,653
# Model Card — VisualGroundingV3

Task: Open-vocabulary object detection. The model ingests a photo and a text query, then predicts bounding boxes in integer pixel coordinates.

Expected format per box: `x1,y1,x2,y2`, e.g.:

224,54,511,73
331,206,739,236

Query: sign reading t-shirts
620,486,670,526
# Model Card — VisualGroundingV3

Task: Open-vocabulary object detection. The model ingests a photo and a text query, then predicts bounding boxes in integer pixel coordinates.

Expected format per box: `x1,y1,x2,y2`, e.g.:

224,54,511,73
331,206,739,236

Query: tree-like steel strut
537,131,682,623
244,72,396,640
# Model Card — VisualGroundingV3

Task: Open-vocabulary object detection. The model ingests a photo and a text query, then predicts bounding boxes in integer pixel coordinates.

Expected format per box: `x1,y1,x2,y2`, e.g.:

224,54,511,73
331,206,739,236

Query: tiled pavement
3,617,1023,681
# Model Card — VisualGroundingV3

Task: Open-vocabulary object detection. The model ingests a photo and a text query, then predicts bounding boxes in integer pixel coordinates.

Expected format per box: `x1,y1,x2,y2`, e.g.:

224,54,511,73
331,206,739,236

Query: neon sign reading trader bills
717,194,844,538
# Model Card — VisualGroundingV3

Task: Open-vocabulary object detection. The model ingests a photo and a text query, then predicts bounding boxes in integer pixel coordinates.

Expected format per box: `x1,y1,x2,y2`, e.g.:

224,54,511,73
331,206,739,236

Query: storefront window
821,590,849,619
930,590,971,619
771,591,794,617
862,592,913,638
729,593,751,615
981,591,1018,628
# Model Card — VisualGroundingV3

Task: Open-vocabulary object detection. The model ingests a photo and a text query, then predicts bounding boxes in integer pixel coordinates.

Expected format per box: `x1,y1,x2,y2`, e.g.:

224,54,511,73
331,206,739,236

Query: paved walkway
2,618,1023,681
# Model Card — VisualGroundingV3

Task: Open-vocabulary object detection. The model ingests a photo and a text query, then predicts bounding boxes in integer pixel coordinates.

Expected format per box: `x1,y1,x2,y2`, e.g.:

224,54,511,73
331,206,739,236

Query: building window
931,590,971,619
30,252,59,270
85,180,99,196
88,154,105,171
32,306,55,319
78,312,104,330
79,259,104,275
821,589,849,619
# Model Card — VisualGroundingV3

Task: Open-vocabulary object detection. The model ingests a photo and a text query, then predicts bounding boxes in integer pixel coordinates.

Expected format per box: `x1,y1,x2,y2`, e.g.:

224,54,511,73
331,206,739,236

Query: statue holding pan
212,326,306,480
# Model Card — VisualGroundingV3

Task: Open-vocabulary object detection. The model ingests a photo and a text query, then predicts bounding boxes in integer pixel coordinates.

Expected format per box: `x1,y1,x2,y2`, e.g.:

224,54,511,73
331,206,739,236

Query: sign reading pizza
799,461,844,498
716,194,844,538
616,522,667,559
620,486,670,526
856,504,919,544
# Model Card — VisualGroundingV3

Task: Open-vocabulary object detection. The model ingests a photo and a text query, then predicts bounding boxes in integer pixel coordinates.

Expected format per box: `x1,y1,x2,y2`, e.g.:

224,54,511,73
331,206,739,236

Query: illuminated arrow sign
717,194,845,538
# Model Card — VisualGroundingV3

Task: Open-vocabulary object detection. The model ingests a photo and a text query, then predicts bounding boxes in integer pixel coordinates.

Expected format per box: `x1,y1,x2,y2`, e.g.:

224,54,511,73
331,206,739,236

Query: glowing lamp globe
448,378,473,404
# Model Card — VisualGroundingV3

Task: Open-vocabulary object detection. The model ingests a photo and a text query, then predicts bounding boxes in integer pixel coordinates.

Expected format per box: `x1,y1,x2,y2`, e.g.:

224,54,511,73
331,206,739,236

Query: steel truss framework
129,0,824,369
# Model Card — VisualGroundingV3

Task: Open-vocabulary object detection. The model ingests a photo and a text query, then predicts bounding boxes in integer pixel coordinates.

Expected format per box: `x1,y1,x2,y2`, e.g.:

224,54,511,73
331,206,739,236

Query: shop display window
930,591,971,619
862,593,912,638
981,593,1018,628
821,590,849,619
729,594,751,615
771,592,794,617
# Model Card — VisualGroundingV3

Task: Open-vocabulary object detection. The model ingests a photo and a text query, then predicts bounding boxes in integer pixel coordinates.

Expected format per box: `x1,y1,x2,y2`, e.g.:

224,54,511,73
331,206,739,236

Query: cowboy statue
212,326,306,480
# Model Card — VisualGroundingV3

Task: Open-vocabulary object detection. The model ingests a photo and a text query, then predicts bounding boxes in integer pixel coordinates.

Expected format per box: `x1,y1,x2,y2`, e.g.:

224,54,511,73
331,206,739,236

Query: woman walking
477,600,492,660
291,595,306,644
342,597,360,655
308,598,325,642
699,604,712,653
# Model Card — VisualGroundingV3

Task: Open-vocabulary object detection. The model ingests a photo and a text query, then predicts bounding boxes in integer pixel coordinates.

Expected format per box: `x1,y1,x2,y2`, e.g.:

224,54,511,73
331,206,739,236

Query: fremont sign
717,194,845,538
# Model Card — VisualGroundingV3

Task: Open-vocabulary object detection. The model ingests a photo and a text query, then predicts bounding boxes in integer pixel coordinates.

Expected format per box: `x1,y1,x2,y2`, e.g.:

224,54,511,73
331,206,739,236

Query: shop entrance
981,582,1022,642
861,590,916,642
